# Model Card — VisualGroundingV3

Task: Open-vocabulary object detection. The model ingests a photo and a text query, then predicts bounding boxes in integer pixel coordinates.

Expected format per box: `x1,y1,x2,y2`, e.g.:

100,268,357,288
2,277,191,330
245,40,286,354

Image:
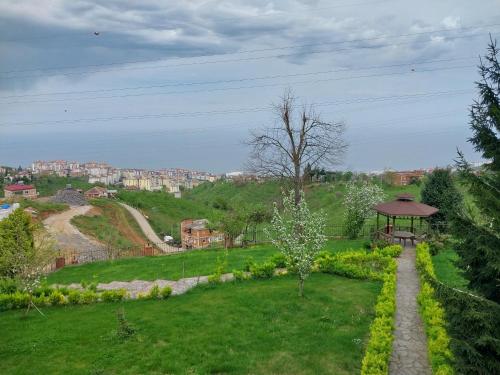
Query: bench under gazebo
373,193,438,245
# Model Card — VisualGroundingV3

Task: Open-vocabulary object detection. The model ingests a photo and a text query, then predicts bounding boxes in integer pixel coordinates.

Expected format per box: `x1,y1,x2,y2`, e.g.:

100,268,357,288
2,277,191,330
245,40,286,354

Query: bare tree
247,90,347,204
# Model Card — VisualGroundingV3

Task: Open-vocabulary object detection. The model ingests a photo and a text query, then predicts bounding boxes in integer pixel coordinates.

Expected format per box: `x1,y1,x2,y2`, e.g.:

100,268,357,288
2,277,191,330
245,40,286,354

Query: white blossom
267,190,327,296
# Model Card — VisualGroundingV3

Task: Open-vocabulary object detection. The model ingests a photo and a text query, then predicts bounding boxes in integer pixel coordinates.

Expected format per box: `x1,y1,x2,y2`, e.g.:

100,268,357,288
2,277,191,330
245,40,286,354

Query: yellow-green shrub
360,258,397,375
416,242,454,375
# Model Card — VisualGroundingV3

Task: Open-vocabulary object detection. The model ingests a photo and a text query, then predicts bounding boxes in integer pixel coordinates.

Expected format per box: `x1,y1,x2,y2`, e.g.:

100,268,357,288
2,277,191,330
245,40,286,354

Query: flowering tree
343,182,386,239
268,190,326,296
1,209,55,315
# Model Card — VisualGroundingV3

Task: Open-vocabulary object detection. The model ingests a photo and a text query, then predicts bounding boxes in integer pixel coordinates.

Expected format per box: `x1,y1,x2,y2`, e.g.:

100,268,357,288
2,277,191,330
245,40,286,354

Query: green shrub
33,284,54,297
33,294,50,307
269,253,287,268
80,290,98,304
415,243,454,374
12,291,30,309
360,258,397,375
374,244,403,258
232,269,248,281
57,287,71,296
0,294,14,311
243,256,255,272
0,278,18,294
207,273,221,285
316,251,390,281
148,285,160,299
49,290,67,306
101,289,127,302
250,262,275,279
67,290,82,304
116,308,135,340
160,286,172,299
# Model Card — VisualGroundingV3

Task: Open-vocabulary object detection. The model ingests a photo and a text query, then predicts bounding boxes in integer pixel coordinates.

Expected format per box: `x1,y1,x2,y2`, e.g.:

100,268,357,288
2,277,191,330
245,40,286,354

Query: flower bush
415,242,454,375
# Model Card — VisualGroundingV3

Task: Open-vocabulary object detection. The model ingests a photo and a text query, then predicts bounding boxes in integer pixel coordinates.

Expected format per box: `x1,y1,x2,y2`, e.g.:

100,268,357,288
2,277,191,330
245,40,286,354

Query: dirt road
43,205,106,261
119,202,180,253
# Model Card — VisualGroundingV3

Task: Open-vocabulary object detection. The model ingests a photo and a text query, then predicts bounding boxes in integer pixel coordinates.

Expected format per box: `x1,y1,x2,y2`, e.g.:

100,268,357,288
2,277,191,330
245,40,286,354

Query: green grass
432,248,469,290
33,176,94,197
71,199,148,249
117,189,217,240
18,199,68,218
0,274,381,374
46,239,366,285
119,180,422,238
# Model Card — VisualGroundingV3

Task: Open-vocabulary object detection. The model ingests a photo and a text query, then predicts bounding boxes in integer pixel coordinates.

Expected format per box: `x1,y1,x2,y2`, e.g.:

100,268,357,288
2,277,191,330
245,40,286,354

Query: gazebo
373,193,438,245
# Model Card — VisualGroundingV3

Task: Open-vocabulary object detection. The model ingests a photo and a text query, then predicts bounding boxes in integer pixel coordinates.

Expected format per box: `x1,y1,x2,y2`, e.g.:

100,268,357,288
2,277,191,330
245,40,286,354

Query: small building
391,170,425,186
180,219,222,249
84,186,108,199
4,184,38,200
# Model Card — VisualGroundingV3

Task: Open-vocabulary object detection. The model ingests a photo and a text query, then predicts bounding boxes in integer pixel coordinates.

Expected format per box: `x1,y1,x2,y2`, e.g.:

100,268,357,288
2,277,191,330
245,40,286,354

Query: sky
0,0,499,173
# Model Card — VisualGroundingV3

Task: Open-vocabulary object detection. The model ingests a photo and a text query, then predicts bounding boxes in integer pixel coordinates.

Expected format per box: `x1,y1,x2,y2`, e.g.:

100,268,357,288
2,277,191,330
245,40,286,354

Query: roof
374,194,438,217
5,184,35,192
184,219,209,230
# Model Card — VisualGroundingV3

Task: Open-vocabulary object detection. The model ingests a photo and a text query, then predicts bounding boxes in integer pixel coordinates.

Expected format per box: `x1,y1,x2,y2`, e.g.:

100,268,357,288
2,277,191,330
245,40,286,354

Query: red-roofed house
4,184,38,200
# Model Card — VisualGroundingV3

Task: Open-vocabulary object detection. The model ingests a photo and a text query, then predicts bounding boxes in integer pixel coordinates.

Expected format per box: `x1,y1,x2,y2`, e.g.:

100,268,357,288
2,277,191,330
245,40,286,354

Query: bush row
0,285,173,311
415,242,454,375
360,256,397,375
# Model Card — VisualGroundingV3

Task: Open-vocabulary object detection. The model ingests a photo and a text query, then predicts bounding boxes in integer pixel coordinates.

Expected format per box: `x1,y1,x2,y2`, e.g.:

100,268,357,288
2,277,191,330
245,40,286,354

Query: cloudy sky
0,0,499,173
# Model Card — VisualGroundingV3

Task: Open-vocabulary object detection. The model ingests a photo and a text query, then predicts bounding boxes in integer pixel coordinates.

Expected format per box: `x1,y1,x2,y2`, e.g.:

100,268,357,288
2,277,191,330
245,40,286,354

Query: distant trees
421,169,462,227
247,90,347,205
268,191,326,296
343,182,386,239
452,37,500,302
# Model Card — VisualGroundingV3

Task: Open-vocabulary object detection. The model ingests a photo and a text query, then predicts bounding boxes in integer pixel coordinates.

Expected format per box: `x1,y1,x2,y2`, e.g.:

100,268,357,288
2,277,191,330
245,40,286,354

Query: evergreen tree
452,37,500,302
421,168,462,228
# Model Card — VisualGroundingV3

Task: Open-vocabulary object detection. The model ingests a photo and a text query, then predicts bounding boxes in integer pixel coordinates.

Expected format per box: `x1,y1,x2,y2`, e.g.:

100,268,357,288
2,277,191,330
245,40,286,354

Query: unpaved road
119,202,180,253
44,205,106,261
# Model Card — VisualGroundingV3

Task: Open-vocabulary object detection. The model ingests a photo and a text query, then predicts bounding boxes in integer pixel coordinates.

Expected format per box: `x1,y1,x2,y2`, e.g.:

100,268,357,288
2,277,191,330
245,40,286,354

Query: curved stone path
59,273,237,299
389,245,431,375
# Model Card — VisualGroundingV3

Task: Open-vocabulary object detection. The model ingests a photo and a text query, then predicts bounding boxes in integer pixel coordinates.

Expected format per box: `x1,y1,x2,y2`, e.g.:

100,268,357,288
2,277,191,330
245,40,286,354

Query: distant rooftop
5,184,35,192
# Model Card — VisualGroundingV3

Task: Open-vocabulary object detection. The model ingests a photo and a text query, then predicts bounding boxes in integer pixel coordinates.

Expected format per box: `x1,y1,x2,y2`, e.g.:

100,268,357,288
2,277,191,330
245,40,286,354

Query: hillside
33,176,94,197
71,198,148,249
118,179,422,239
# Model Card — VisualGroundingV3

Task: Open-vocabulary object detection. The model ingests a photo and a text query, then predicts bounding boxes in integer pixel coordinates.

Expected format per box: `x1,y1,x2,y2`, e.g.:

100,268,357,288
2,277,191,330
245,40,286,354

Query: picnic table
393,230,415,246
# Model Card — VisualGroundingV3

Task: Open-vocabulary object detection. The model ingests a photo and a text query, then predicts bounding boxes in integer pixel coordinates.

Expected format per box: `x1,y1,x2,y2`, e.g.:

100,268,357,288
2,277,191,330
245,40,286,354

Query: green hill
118,179,422,239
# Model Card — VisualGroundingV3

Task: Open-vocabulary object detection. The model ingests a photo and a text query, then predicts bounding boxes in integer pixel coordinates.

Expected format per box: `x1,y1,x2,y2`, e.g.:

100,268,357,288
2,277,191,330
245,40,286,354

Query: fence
48,221,451,271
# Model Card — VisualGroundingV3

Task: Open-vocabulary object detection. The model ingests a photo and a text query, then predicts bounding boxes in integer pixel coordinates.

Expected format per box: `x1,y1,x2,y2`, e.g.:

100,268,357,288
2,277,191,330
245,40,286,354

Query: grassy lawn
432,248,469,290
33,176,94,197
71,199,148,249
0,274,381,374
46,239,365,285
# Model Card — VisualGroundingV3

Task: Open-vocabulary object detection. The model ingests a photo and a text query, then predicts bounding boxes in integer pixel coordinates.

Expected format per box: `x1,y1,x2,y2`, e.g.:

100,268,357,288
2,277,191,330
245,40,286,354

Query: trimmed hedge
360,256,397,375
0,288,128,311
415,243,454,375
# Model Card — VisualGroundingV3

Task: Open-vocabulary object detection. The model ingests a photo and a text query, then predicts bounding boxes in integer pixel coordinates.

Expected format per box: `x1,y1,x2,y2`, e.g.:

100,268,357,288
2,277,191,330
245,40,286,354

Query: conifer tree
421,168,462,228
453,37,500,302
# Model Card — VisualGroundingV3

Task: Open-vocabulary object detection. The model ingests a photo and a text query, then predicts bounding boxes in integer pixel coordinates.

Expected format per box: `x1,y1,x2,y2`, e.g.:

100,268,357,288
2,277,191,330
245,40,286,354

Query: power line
0,56,475,100
0,64,475,106
2,21,498,79
0,89,472,127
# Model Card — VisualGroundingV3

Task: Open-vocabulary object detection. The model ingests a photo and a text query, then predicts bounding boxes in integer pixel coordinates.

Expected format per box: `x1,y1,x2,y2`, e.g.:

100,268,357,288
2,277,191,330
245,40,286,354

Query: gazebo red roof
374,193,438,217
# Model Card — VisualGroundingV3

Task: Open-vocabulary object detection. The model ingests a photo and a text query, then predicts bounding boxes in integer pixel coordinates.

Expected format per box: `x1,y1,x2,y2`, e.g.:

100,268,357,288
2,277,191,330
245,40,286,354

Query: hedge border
415,242,454,375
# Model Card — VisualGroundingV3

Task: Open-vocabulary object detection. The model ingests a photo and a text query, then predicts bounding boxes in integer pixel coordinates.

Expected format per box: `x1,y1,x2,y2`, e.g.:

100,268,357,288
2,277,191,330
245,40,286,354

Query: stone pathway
389,245,431,375
60,273,236,298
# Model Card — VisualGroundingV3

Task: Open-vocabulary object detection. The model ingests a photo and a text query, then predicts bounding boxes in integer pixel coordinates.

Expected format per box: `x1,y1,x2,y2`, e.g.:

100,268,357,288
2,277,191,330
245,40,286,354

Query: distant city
27,160,220,194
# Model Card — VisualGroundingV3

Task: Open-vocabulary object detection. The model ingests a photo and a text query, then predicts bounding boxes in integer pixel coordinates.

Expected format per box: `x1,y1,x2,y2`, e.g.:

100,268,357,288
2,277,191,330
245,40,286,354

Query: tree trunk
294,163,302,206
298,277,305,297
